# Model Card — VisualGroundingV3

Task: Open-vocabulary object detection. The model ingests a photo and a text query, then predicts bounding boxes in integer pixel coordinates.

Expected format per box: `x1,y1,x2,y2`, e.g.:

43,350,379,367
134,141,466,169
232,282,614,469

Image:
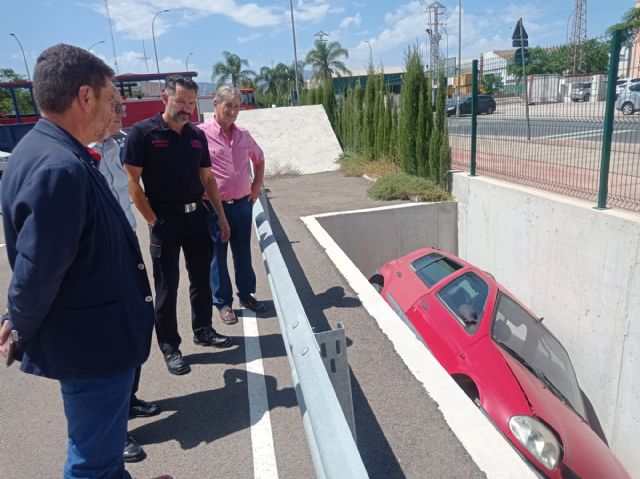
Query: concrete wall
202,105,342,177
452,173,640,476
316,202,458,278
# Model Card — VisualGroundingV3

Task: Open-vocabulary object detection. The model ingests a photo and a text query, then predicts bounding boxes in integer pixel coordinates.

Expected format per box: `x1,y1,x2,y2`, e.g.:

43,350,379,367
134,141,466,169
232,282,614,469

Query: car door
406,270,490,369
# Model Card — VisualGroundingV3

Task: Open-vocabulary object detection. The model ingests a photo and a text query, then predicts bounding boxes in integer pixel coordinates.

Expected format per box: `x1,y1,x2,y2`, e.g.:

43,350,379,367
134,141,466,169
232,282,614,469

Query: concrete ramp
203,105,342,176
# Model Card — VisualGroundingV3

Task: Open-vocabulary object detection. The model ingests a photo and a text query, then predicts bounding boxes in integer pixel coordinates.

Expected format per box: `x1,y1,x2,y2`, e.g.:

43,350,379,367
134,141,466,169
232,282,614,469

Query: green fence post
596,29,623,209
470,59,478,177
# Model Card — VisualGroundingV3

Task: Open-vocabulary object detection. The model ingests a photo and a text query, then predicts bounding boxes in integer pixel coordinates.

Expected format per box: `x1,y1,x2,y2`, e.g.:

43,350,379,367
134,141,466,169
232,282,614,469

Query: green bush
367,173,451,202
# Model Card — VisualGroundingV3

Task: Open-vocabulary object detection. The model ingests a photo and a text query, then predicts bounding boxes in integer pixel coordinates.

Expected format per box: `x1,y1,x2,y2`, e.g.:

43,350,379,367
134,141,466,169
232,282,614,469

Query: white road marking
242,309,279,479
301,213,537,479
538,128,604,140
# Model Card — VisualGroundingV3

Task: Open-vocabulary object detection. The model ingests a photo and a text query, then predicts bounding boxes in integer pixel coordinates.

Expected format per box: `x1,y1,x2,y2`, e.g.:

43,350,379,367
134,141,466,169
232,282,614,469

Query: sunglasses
112,102,126,114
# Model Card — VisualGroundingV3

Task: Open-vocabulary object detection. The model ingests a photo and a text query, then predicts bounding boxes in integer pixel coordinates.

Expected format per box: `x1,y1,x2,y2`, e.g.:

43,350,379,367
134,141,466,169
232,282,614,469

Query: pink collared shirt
197,118,264,201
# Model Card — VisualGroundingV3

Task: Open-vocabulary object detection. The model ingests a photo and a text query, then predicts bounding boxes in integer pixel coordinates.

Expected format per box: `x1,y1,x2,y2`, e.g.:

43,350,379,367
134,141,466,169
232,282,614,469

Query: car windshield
411,252,463,288
491,292,587,420
572,83,590,89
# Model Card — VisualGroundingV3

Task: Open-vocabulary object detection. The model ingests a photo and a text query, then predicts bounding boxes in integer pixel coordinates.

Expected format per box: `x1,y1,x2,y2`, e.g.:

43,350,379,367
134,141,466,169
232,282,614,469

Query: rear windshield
411,253,463,288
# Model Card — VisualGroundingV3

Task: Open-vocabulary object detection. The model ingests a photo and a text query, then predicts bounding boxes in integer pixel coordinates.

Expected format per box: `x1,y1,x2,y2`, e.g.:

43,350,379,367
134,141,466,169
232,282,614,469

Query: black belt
222,195,250,205
152,201,201,214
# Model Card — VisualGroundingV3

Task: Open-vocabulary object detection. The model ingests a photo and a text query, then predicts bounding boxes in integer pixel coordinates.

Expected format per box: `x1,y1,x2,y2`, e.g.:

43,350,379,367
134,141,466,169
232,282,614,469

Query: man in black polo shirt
124,75,232,375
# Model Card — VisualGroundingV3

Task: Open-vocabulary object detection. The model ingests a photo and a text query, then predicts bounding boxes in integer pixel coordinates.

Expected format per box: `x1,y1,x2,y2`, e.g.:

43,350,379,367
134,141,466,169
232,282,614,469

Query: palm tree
211,51,256,88
608,7,640,46
305,40,351,83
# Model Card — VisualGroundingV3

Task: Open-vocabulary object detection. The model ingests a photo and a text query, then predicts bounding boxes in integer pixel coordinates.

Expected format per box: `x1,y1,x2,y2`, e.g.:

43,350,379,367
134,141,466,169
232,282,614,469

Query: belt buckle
225,199,234,204
184,202,197,213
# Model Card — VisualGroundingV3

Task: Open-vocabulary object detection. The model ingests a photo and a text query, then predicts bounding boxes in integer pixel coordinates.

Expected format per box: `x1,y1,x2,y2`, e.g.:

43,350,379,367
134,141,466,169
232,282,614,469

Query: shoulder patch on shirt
191,139,202,149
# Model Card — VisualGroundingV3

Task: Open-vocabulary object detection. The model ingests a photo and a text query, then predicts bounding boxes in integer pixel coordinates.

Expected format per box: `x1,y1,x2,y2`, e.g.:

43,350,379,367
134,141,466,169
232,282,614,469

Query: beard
166,105,192,124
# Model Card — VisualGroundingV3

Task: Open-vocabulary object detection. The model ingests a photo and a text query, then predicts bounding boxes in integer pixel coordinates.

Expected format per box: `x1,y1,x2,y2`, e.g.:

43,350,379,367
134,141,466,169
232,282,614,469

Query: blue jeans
208,197,256,308
60,369,135,479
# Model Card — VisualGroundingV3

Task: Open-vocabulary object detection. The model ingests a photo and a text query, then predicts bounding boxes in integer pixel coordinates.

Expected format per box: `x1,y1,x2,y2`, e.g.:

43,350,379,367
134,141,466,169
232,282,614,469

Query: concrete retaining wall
202,105,342,177
452,173,640,476
316,202,458,278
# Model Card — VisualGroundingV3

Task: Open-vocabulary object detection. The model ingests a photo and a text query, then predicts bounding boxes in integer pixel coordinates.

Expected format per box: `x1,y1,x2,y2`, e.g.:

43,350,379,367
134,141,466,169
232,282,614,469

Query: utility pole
104,0,119,74
289,0,301,105
457,0,462,116
569,0,587,74
424,2,446,92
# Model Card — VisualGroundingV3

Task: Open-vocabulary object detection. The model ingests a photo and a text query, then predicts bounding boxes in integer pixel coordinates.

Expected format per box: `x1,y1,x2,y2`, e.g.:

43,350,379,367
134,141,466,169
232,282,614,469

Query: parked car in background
369,248,631,479
0,150,9,179
570,82,591,102
616,83,640,115
616,77,640,98
446,95,496,116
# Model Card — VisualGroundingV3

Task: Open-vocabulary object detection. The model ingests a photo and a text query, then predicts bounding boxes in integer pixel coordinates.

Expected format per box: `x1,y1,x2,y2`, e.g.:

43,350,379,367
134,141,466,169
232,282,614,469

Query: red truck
1,72,257,155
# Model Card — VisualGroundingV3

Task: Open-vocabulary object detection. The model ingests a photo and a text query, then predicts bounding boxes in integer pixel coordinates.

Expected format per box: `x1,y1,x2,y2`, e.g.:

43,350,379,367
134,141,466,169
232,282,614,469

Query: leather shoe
239,295,265,312
123,434,146,463
193,326,233,348
129,397,161,418
164,351,191,375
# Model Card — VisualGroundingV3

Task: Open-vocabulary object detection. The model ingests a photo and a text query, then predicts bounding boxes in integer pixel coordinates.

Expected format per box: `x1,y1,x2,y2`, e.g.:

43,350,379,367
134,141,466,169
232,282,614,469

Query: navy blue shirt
124,114,211,205
1,119,155,379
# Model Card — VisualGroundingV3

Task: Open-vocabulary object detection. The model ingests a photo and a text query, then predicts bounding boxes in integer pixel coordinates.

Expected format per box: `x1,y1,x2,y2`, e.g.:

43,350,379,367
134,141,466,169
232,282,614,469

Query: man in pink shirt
198,86,265,325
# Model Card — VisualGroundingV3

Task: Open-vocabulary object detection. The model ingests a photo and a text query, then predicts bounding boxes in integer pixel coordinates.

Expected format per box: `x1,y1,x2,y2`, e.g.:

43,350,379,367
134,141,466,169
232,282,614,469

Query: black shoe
239,295,265,312
164,351,191,375
129,397,161,418
123,434,146,463
193,326,233,348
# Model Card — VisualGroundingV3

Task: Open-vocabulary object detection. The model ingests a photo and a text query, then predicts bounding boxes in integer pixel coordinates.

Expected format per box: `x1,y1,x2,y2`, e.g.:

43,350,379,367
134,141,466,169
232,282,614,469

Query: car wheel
486,105,495,114
369,273,384,292
621,102,635,115
584,93,591,102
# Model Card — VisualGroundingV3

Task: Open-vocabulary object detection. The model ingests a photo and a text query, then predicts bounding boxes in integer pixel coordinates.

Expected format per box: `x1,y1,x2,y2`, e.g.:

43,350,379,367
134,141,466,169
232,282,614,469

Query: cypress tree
361,67,377,159
439,120,452,188
352,81,363,151
322,77,337,129
416,85,427,177
390,103,399,161
383,90,393,157
399,44,424,175
375,74,386,159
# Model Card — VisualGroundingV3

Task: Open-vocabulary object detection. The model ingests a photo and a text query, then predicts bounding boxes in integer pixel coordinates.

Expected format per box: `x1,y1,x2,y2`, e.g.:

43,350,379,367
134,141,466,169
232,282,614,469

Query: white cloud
238,32,264,44
94,0,285,40
295,0,332,23
339,13,362,29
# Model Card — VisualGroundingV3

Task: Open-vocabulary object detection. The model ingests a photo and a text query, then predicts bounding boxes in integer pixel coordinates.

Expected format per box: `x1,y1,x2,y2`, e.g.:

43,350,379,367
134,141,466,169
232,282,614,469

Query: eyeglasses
113,102,126,114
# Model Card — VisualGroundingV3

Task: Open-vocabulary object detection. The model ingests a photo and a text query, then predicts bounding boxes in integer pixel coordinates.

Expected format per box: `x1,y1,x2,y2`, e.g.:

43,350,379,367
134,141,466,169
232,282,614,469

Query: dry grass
339,151,401,179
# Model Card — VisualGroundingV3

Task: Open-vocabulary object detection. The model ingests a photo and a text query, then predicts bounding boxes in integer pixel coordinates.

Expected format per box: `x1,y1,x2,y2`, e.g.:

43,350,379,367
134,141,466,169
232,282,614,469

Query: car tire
621,102,635,115
584,93,591,102
486,105,495,114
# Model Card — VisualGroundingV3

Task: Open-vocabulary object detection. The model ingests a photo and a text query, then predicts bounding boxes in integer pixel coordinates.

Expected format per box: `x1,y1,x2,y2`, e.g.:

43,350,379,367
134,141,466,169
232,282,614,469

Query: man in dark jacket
0,44,156,479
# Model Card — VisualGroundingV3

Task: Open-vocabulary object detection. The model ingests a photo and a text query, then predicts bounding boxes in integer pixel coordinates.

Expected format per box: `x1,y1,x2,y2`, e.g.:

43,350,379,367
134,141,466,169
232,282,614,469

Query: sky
0,0,635,82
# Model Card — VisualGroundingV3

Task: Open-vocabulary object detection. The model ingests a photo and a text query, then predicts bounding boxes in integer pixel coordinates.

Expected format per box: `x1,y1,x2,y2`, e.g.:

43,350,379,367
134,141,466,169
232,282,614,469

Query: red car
369,248,630,479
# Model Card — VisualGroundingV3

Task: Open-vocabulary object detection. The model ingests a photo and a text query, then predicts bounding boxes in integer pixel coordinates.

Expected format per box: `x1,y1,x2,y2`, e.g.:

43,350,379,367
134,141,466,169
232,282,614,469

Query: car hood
499,350,630,478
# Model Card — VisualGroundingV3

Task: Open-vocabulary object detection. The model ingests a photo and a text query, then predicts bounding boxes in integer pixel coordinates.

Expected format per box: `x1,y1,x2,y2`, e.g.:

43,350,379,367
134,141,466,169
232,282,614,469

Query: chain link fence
448,33,640,212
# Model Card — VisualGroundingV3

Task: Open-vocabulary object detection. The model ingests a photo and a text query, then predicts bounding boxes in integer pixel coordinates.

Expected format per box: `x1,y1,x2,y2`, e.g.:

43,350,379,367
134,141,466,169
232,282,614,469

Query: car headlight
509,416,560,470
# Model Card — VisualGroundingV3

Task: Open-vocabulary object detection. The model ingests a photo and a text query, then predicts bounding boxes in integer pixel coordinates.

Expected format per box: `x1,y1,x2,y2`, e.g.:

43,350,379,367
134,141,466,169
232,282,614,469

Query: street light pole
186,52,193,71
152,9,171,75
88,40,106,52
9,33,31,82
456,0,461,117
288,0,300,105
364,40,373,66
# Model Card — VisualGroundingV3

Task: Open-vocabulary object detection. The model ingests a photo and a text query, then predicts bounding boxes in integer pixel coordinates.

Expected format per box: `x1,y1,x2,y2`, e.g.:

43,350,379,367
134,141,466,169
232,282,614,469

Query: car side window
630,83,640,92
437,272,489,333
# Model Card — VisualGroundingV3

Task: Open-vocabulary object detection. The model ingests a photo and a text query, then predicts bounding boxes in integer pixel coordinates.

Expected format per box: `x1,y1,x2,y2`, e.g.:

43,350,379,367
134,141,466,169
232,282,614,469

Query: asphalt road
447,116,640,143
0,172,488,479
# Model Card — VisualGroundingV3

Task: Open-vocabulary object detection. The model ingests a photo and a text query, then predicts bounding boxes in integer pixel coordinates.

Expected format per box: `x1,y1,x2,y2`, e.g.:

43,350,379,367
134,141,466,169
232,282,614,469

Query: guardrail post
315,323,356,441
596,29,623,209
470,59,478,177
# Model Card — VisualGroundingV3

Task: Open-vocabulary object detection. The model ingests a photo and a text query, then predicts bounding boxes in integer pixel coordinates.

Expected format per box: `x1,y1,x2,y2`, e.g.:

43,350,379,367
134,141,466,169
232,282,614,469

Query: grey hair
214,85,241,104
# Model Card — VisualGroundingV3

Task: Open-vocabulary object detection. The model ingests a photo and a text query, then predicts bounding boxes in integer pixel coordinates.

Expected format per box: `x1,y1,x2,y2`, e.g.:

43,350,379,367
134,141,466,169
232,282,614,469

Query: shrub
367,173,451,202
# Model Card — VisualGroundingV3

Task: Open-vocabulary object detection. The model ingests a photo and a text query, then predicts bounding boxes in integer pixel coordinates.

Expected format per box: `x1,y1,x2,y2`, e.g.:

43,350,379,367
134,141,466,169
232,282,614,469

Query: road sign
512,19,529,47
514,47,530,66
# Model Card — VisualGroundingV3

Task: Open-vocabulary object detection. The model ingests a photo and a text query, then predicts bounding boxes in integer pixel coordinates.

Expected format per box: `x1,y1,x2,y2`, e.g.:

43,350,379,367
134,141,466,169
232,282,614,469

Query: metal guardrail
252,191,368,479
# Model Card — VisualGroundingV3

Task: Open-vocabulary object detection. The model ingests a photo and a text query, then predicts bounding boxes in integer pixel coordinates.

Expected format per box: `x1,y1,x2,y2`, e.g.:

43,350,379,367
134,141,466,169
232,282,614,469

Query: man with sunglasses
0,44,159,478
89,93,160,464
